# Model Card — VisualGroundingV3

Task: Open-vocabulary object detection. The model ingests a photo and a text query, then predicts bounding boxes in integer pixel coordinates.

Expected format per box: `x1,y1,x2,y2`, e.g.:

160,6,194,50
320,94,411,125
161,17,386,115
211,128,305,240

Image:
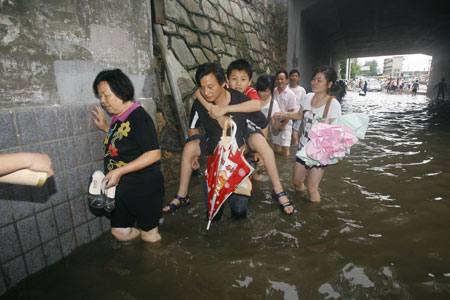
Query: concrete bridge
286,0,450,95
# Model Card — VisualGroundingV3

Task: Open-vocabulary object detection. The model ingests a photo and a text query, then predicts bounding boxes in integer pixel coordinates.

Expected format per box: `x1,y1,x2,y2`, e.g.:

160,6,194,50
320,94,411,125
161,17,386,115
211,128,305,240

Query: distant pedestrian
330,80,346,103
287,69,306,146
363,80,368,96
411,80,419,96
434,78,447,100
273,70,297,156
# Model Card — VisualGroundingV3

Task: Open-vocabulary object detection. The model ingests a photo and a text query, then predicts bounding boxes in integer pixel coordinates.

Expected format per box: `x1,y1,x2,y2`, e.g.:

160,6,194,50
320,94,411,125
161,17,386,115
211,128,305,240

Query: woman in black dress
91,69,164,242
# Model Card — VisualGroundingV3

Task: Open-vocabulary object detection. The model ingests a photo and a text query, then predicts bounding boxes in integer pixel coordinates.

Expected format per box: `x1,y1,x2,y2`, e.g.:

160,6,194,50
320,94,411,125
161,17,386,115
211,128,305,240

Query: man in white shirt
273,70,297,156
288,69,306,145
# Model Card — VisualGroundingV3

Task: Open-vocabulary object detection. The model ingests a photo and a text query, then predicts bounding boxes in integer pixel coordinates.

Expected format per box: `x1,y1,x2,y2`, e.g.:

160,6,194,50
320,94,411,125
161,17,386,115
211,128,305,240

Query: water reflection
3,92,450,299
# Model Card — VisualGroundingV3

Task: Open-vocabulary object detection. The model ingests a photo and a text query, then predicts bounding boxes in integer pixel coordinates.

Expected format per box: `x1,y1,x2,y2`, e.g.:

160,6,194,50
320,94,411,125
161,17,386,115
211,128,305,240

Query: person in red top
239,85,259,99
163,62,294,215
192,59,267,180
194,59,262,120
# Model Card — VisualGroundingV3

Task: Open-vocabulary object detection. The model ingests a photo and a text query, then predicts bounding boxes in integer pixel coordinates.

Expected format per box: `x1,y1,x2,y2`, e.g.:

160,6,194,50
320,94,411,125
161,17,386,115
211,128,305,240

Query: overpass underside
287,0,450,94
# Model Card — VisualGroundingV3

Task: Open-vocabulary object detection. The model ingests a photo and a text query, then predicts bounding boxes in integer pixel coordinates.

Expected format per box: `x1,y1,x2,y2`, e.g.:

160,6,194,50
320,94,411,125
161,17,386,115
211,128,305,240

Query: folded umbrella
205,119,254,230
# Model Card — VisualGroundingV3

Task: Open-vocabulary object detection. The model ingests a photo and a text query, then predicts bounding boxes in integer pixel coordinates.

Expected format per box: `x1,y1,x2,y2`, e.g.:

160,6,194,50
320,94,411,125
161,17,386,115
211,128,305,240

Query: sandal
163,195,190,214
88,171,106,208
271,190,294,215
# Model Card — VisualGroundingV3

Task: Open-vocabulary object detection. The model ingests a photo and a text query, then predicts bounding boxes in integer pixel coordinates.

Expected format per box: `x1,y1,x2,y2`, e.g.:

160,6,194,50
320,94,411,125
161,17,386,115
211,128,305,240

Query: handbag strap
267,96,274,120
322,96,333,120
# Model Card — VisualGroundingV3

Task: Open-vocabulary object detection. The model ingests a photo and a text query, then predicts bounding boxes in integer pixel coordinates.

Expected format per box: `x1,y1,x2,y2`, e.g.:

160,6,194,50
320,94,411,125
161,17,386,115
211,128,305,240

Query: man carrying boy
162,62,294,215
288,69,306,145
195,59,262,118
193,58,266,179
273,70,297,156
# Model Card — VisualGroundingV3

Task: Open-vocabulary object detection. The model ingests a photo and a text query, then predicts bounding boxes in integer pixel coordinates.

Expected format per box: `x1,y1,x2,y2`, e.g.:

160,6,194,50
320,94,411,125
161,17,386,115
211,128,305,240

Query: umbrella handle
222,119,237,143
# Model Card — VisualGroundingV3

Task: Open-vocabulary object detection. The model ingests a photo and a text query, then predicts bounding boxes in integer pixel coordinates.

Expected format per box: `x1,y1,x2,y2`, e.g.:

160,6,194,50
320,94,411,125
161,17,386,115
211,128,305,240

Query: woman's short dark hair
93,69,134,101
195,62,226,86
255,74,275,93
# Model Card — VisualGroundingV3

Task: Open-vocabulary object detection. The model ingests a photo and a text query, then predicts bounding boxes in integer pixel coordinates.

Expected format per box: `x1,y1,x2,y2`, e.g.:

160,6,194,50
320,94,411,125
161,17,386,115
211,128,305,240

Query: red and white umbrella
205,119,254,230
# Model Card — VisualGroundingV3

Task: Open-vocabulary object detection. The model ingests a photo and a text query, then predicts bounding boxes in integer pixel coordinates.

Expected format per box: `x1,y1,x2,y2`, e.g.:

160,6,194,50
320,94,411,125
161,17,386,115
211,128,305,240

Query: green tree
361,60,378,76
339,58,360,79
339,60,346,78
350,58,360,78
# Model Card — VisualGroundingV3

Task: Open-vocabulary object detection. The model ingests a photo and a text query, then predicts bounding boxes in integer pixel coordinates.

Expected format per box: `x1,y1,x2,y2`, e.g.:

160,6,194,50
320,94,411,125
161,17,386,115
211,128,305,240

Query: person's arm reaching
274,107,303,121
103,149,160,187
194,89,213,111
209,99,262,119
194,88,262,119
0,153,54,177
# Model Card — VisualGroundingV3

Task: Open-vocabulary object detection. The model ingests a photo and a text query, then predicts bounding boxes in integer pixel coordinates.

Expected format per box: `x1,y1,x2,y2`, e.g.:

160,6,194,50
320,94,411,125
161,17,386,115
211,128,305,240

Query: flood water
3,91,450,299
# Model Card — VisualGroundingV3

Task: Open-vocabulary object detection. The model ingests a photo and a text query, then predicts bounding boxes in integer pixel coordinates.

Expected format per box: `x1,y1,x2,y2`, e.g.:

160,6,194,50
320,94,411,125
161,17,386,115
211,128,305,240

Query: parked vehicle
368,80,382,91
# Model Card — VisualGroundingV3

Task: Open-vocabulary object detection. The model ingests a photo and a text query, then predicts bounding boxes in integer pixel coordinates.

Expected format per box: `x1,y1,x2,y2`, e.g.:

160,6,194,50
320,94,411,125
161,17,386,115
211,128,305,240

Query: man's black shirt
189,88,268,154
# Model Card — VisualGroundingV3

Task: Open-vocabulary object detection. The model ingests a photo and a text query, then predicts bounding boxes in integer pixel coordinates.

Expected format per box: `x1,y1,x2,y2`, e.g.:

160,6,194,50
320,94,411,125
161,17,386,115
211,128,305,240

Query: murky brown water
3,91,450,299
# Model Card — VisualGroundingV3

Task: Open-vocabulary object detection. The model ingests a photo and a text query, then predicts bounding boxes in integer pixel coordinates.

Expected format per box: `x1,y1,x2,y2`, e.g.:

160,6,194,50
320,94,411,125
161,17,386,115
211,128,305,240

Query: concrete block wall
0,98,155,295
0,104,110,293
0,0,156,294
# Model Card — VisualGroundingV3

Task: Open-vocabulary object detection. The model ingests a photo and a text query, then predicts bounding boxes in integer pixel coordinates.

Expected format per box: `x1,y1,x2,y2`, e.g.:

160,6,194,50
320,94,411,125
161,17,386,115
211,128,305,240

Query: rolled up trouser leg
229,193,248,218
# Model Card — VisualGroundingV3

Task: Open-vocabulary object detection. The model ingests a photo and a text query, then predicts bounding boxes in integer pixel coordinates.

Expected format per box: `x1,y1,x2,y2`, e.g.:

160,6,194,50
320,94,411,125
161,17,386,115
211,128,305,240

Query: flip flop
272,190,294,215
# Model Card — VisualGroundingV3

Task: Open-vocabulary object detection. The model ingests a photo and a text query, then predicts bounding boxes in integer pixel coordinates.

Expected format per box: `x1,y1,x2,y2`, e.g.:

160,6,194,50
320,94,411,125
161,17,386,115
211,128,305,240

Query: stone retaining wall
155,0,288,179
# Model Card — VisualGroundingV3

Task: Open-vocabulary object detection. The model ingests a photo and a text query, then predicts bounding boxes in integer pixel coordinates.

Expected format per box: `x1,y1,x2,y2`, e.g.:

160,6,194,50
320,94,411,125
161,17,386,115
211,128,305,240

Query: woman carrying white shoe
91,69,164,243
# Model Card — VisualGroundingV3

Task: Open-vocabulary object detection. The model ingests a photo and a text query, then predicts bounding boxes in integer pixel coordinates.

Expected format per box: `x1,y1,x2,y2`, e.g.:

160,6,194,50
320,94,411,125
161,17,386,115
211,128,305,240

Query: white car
368,80,382,91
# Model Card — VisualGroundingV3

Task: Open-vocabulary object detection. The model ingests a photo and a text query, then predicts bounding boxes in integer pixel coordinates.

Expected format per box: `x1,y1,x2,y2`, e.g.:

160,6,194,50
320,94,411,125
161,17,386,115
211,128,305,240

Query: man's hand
209,105,228,119
239,144,249,154
217,116,232,129
273,112,283,120
91,105,109,132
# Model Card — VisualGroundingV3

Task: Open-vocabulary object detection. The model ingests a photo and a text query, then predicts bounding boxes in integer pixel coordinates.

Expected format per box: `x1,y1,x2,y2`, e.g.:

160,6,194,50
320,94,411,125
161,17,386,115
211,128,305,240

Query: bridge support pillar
428,55,450,100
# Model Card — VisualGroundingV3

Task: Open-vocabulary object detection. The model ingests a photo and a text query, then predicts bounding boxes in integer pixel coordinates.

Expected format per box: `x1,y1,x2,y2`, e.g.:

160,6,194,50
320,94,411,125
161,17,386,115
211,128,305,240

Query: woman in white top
255,74,282,136
251,74,282,181
274,66,342,202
